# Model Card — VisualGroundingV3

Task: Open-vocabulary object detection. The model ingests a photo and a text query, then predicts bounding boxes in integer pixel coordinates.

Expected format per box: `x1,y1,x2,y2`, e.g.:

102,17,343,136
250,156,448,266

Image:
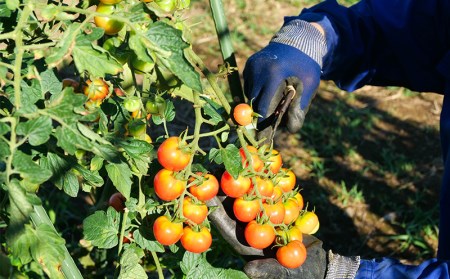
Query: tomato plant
233,103,253,126
295,211,320,234
157,136,191,171
276,240,307,269
153,216,184,245
180,226,212,253
154,169,186,201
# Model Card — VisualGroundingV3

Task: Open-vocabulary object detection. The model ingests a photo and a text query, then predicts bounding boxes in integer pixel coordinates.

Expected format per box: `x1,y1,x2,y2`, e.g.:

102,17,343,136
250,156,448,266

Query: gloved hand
243,19,328,136
208,195,360,279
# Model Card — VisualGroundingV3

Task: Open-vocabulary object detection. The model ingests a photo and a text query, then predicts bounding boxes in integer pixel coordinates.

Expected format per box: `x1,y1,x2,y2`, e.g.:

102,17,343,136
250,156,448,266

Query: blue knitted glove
243,19,327,134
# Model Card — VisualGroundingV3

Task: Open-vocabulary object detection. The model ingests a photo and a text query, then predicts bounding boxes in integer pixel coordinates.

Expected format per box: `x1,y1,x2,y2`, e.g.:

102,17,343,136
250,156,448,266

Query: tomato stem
150,251,164,279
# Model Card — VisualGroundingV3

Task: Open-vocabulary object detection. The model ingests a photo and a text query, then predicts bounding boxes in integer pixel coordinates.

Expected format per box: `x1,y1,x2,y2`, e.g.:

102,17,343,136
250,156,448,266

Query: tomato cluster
220,144,320,269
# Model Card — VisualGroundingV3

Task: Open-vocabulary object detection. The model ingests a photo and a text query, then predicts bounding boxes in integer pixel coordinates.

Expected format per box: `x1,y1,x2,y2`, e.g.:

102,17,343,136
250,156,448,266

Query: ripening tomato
240,146,264,172
153,215,183,245
154,169,186,201
84,78,109,101
94,3,125,35
233,103,253,126
275,168,296,193
123,97,141,113
127,119,147,138
233,197,260,223
248,176,274,199
109,192,126,212
220,171,251,198
188,173,219,202
276,240,307,269
261,201,285,225
267,149,282,174
276,226,303,244
155,0,176,13
294,192,304,210
181,226,212,253
183,197,208,225
157,137,191,171
244,220,275,250
283,198,300,225
295,211,319,235
62,78,80,92
270,186,283,203
100,0,122,4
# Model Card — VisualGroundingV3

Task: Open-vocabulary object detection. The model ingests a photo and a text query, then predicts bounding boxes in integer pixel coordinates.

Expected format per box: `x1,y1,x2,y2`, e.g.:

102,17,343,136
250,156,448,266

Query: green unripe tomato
100,0,122,4
155,0,176,13
127,119,147,137
123,97,141,112
131,55,155,73
145,95,166,115
94,3,124,35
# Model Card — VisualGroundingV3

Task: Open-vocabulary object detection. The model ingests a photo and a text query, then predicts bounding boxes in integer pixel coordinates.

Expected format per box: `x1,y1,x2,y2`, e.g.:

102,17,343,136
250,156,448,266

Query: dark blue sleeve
299,0,450,93
355,258,450,279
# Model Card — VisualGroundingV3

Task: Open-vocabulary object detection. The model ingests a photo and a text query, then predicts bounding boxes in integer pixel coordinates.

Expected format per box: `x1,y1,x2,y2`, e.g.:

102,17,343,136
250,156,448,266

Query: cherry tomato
244,220,275,250
183,197,208,225
153,215,183,245
283,198,300,225
83,78,109,101
188,173,219,202
94,3,125,35
131,55,155,73
295,211,319,234
276,226,303,243
109,192,126,212
261,201,285,225
267,149,282,174
220,171,251,198
233,197,260,223
145,95,166,115
180,226,212,253
240,146,263,172
126,119,146,138
270,186,283,203
275,168,296,193
233,103,253,126
248,177,274,199
62,78,80,92
155,0,176,13
100,0,122,4
276,240,307,269
124,97,141,113
122,231,133,244
157,137,191,171
154,169,186,201
294,192,304,210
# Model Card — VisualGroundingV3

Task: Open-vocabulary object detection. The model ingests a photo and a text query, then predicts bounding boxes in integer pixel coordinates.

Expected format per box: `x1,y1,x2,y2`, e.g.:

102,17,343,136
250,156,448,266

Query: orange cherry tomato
248,176,274,199
267,149,282,174
188,173,219,202
83,78,109,101
276,168,296,192
180,226,212,253
182,197,208,225
276,240,307,269
240,146,264,172
276,226,303,243
233,103,253,126
270,186,283,203
220,171,251,198
154,169,186,201
283,198,300,225
153,215,183,246
261,201,285,225
244,220,275,250
294,192,304,210
233,197,260,223
157,137,191,171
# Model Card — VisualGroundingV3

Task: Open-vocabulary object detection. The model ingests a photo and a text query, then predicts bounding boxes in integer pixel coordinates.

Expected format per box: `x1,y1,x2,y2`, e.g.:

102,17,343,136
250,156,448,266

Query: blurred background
187,0,443,264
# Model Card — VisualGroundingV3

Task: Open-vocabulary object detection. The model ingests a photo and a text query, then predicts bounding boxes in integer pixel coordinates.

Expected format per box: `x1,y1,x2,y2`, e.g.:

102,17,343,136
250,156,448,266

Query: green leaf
6,0,19,10
90,155,104,171
73,165,104,187
92,143,122,163
16,116,52,146
0,122,10,135
40,153,80,197
8,179,34,226
77,122,111,146
208,148,223,164
12,151,52,184
202,98,225,125
6,223,36,266
10,80,41,114
119,138,154,159
46,23,80,68
105,162,132,199
118,245,147,279
40,69,62,95
133,230,164,252
221,144,243,179
146,22,202,92
54,125,94,155
45,87,86,125
73,45,123,77
0,139,9,160
83,208,120,249
152,100,175,125
181,252,248,279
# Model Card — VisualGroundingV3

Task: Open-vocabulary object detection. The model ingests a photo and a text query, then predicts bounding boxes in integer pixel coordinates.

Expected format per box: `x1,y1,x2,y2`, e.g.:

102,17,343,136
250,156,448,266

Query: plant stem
150,251,164,279
30,205,83,279
118,208,129,255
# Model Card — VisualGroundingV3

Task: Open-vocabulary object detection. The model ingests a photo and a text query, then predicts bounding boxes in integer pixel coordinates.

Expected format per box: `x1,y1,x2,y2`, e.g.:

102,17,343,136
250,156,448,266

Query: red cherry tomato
244,220,275,250
154,169,186,201
276,240,307,269
220,171,251,198
261,201,285,225
233,103,253,126
157,137,191,171
180,226,212,253
108,192,126,212
233,197,260,223
248,176,274,199
275,168,296,193
182,197,208,225
153,215,183,245
270,186,283,203
188,173,219,202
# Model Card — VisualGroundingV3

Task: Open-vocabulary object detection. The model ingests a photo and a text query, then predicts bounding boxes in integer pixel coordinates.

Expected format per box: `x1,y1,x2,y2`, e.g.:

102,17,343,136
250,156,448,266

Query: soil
186,0,444,264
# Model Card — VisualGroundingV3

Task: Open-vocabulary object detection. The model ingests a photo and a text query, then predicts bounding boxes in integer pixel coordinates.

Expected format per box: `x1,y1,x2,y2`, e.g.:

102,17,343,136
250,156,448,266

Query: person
209,0,450,278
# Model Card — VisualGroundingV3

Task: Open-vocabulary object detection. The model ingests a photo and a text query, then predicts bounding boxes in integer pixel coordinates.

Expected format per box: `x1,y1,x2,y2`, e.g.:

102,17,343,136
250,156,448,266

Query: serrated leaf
45,87,86,125
0,140,9,160
40,153,80,197
16,116,52,146
6,223,36,266
146,22,201,92
54,125,94,155
105,162,132,199
8,179,34,226
12,151,52,184
181,252,248,279
119,138,154,159
118,245,147,279
83,208,120,249
133,230,164,252
92,143,122,163
73,165,104,187
152,100,175,125
0,122,10,135
202,98,225,125
208,148,222,164
73,45,123,77
46,23,79,68
10,80,41,114
221,145,243,179
40,69,62,95
77,122,111,145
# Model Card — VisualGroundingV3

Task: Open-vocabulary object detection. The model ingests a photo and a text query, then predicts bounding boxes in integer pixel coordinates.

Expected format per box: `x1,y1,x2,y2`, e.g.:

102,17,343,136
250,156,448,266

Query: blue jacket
299,0,450,277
